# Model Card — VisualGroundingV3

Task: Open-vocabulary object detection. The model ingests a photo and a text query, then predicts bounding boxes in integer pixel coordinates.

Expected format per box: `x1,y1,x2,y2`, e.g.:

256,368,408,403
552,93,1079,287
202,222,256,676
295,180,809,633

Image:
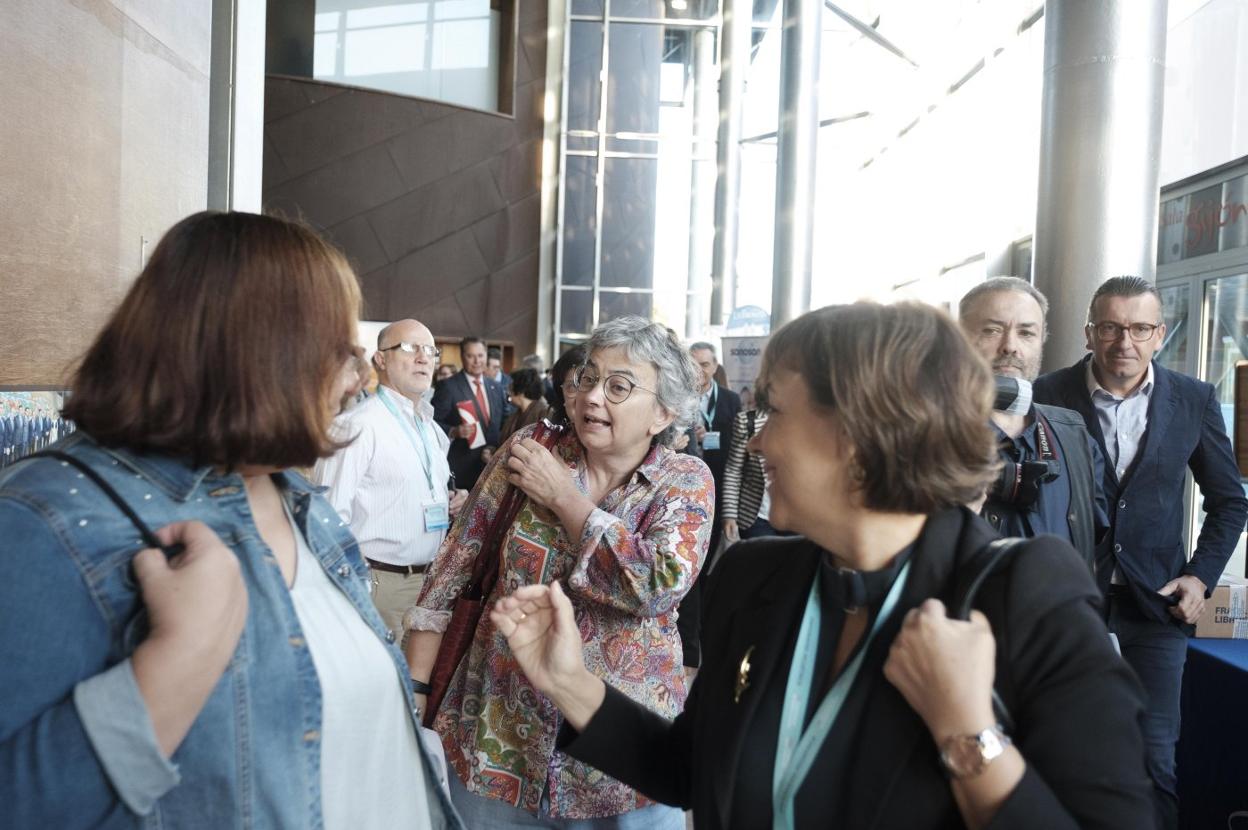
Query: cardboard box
1194,575,1248,639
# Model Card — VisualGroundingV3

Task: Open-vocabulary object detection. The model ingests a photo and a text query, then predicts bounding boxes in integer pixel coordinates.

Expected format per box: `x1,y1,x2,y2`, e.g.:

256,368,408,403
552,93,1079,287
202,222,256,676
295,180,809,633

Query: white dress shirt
314,386,452,567
1086,360,1154,481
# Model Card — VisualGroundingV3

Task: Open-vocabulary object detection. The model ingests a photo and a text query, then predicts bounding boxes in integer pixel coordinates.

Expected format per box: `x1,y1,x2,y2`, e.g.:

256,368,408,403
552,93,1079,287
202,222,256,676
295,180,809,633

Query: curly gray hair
583,316,701,446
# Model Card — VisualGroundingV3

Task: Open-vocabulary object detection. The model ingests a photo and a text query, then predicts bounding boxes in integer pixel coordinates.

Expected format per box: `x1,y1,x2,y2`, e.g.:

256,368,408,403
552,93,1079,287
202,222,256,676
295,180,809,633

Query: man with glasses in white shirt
315,319,469,643
1034,276,1248,830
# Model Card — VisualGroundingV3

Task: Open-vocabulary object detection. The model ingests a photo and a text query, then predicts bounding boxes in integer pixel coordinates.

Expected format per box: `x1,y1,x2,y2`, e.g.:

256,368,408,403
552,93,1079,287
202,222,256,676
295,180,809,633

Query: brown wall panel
0,0,211,386
262,1,548,357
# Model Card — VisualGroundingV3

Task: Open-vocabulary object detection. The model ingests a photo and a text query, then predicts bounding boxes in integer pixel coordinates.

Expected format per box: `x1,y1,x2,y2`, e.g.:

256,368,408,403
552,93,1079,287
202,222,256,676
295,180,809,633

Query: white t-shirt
286,510,434,829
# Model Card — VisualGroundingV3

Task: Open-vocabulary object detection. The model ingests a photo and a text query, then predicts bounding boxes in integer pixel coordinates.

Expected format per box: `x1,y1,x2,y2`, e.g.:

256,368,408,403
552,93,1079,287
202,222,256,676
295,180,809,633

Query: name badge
703,431,721,451
423,501,450,532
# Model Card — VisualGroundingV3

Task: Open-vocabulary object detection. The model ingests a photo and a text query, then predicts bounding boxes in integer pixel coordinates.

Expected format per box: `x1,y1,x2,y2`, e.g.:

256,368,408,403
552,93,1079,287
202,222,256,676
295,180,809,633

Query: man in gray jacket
959,277,1109,573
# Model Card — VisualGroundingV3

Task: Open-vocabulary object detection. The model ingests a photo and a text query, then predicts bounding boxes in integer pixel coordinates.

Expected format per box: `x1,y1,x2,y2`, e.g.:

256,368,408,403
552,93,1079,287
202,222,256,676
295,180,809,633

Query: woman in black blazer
491,303,1154,829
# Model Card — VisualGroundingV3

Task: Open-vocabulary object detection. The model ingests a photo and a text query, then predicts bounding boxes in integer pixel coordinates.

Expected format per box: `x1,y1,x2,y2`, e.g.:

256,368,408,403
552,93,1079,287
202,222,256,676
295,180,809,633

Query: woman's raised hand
506,439,576,508
491,582,606,731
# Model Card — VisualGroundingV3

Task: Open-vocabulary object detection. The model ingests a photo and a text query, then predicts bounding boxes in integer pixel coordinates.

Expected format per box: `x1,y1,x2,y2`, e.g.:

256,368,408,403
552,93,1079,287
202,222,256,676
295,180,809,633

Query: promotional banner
721,336,769,410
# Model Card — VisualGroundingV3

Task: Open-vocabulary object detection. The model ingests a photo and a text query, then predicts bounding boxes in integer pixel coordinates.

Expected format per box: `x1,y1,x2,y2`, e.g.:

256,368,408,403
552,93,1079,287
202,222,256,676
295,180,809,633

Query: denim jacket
0,433,461,829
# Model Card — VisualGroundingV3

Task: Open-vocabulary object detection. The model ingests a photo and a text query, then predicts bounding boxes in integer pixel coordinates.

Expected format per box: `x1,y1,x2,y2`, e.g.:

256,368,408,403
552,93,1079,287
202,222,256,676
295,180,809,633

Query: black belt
366,558,430,576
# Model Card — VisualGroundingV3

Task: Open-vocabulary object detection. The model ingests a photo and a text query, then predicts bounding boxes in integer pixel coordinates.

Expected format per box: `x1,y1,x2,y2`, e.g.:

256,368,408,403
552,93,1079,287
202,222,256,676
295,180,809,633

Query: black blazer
561,508,1153,829
1033,357,1247,621
432,371,507,448
699,384,742,489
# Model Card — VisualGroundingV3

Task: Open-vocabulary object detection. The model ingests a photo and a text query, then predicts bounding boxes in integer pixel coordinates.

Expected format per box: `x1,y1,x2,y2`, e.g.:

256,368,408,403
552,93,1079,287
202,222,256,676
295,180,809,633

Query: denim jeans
448,771,685,830
1108,589,1186,830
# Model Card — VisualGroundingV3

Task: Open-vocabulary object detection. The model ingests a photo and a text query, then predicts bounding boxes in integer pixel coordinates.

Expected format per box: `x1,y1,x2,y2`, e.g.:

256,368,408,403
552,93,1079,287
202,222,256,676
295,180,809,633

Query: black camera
989,375,1059,509
990,457,1059,508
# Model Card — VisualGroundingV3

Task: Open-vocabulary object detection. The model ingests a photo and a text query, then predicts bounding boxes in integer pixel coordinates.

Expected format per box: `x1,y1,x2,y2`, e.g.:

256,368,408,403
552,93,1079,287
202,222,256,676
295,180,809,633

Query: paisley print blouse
407,423,714,818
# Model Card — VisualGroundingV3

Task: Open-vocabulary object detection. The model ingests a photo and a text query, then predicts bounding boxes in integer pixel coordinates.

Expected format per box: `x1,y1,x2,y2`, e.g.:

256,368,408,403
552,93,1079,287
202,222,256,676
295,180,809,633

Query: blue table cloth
1177,638,1248,829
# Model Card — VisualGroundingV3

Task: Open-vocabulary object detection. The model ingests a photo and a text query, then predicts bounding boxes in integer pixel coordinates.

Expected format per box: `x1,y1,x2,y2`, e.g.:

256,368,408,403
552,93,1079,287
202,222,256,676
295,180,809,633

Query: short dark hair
487,347,502,361
1087,276,1164,322
550,345,587,424
760,302,999,513
509,368,544,400
64,211,361,469
461,336,485,350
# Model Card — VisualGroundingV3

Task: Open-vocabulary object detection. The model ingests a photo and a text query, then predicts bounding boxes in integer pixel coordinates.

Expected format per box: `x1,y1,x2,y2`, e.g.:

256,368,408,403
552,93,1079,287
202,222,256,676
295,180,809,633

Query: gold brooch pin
734,646,755,703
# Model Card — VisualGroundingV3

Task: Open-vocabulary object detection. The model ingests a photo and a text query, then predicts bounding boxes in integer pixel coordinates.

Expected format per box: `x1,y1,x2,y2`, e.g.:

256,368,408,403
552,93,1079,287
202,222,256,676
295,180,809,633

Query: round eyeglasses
1087,321,1162,343
575,368,658,404
380,342,441,359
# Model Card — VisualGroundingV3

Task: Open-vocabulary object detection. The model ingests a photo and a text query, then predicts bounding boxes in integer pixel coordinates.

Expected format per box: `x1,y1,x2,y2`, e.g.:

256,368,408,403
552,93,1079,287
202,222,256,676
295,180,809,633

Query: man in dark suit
1033,276,1248,829
690,341,743,555
432,336,507,491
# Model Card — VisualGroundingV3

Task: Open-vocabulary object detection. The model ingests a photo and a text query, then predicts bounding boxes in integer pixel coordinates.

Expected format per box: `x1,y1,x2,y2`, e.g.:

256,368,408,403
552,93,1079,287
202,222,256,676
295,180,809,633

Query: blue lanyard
771,559,912,829
376,386,439,496
701,386,717,429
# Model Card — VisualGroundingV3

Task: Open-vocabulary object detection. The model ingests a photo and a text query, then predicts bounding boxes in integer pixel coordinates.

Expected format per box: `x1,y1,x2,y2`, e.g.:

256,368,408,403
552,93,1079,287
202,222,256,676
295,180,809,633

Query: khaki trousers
368,567,427,646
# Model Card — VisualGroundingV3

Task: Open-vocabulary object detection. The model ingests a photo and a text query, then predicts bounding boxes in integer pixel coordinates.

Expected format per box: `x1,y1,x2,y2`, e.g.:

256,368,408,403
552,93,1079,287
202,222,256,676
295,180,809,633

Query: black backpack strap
951,536,1027,732
747,410,757,438
29,450,185,558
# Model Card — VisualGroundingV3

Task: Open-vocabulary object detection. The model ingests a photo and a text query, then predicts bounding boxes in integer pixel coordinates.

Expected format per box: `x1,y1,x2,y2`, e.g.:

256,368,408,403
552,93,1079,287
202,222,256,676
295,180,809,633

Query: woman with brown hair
491,302,1154,829
0,211,459,829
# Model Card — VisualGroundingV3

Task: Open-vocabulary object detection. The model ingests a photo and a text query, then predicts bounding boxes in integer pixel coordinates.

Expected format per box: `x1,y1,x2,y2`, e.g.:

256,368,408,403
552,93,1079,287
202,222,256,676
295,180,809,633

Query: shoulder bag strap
952,536,1026,732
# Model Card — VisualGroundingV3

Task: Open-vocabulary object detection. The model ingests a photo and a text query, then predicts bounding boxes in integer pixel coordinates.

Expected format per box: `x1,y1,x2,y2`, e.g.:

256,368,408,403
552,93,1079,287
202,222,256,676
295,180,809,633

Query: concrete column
770,0,821,329
686,28,718,336
209,0,267,212
1033,0,1168,371
710,0,750,325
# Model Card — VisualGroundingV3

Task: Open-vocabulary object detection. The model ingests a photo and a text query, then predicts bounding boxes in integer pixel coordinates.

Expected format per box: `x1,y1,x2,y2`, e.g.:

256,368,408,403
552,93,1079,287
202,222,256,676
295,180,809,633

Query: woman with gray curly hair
405,316,713,828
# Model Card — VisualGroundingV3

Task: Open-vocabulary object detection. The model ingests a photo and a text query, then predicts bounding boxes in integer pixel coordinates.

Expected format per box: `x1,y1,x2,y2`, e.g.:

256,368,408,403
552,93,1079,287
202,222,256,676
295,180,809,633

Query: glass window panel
610,0,719,20
571,0,603,16
561,155,598,287
566,135,598,152
1156,285,1191,374
433,18,492,69
313,32,339,76
560,290,594,335
599,291,654,321
600,157,659,289
435,0,484,19
344,25,427,75
313,0,501,110
606,24,665,136
567,22,603,132
1198,273,1248,579
1220,174,1248,253
605,136,660,154
346,3,427,26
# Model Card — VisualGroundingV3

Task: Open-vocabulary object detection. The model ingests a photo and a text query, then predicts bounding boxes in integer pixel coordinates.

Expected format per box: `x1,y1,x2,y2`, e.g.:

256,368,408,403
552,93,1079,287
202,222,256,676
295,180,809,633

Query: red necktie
474,378,490,421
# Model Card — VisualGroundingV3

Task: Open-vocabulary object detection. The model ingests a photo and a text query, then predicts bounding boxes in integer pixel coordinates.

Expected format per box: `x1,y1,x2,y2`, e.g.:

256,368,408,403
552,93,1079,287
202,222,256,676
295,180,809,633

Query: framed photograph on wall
0,389,75,468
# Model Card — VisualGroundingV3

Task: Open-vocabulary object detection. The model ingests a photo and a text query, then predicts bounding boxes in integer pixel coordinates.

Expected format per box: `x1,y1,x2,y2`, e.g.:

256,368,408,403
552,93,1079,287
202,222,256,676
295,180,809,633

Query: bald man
314,319,468,641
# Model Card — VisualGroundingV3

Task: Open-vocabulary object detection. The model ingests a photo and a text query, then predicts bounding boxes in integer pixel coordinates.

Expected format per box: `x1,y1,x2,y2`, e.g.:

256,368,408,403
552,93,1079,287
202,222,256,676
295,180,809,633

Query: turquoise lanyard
376,386,440,496
701,385,717,429
771,559,913,829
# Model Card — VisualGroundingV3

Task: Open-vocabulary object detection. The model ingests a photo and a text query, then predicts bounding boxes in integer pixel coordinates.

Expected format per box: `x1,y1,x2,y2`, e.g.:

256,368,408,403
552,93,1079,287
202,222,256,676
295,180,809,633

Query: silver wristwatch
939,724,1012,779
